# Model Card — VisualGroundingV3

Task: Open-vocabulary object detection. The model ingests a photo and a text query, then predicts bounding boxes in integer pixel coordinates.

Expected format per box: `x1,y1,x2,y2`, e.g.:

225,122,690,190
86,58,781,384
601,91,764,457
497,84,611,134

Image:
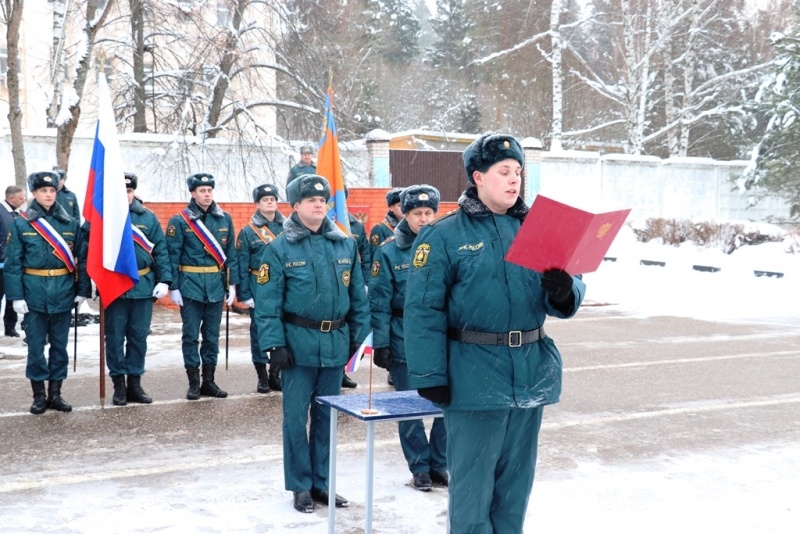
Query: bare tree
2,0,25,186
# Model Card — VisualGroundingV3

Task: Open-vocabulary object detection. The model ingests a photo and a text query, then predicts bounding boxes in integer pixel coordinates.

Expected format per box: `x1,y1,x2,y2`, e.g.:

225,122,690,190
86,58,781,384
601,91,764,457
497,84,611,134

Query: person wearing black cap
53,167,81,221
369,184,447,491
254,174,370,513
93,173,172,405
369,187,404,249
404,133,586,532
4,171,91,414
236,183,285,393
286,144,316,186
166,173,239,401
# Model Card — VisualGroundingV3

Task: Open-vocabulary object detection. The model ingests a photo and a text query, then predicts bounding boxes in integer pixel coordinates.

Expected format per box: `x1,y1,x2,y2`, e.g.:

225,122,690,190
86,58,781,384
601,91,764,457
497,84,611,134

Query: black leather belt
391,308,404,317
283,312,346,332
447,326,545,347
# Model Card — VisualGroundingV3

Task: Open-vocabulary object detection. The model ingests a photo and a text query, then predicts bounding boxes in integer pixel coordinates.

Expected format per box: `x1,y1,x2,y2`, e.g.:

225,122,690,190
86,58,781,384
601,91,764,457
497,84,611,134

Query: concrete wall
0,131,789,224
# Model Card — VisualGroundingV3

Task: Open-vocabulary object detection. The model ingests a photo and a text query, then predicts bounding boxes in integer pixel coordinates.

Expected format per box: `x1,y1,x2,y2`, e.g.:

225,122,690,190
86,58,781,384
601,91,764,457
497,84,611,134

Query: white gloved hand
242,298,255,308
13,300,28,314
169,289,183,306
152,282,169,299
74,296,87,307
226,285,236,306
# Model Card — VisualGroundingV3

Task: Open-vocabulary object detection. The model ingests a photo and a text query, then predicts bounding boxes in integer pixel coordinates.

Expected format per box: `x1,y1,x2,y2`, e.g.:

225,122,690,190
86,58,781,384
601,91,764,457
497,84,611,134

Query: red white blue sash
249,222,276,246
180,210,226,267
131,224,154,255
27,217,76,272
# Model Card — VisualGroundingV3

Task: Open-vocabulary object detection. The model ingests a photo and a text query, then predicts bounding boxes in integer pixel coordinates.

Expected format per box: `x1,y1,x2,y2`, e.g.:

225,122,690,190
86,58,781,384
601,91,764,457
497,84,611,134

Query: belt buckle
48,269,56,276
320,320,332,332
203,266,212,273
508,330,522,348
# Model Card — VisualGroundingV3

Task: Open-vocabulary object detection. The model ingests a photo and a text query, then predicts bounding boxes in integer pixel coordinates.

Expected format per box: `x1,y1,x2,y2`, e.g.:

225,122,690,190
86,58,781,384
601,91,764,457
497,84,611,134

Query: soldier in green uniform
405,133,586,533
4,171,91,415
236,183,285,394
254,174,370,514
368,187,404,249
369,184,447,491
166,173,239,400
53,167,81,221
286,145,316,186
102,173,172,406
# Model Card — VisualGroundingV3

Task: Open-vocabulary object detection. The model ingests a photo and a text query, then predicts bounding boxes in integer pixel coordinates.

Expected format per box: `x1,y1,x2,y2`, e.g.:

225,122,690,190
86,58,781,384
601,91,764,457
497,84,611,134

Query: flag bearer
236,183,285,393
368,187,404,248
254,174,370,513
166,173,238,400
4,171,91,414
102,173,172,406
369,184,447,491
404,133,586,533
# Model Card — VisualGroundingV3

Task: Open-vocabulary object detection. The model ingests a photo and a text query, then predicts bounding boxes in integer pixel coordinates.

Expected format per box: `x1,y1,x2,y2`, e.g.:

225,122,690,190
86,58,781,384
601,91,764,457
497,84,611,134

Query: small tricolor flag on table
345,331,373,373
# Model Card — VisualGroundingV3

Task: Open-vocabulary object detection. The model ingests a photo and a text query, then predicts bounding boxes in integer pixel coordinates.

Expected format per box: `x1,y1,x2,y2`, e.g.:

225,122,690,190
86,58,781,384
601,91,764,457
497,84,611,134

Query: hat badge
314,183,324,191
503,140,510,148
201,176,209,182
418,193,429,200
44,176,52,182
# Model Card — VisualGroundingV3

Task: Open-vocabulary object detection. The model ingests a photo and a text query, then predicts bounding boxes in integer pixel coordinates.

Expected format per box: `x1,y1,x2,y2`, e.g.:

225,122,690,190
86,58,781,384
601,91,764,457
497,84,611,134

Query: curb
602,257,785,278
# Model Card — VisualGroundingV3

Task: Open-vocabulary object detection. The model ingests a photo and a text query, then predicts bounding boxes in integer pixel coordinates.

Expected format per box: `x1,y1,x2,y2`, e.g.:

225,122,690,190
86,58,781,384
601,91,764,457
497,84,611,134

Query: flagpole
99,300,106,408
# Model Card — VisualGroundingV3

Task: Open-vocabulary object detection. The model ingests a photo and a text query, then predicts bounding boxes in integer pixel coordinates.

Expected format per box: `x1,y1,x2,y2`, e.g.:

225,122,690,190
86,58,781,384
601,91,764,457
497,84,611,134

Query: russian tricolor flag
345,331,373,373
83,72,139,308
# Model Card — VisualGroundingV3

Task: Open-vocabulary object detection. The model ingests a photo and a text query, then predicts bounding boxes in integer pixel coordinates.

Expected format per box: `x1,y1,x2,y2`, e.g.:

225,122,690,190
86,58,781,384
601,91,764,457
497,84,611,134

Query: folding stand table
317,390,443,534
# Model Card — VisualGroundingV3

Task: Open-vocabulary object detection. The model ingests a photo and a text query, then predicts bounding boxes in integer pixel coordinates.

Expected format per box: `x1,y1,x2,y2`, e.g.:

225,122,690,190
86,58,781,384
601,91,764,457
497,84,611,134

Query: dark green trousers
105,297,153,376
180,297,223,368
24,310,71,381
248,308,268,364
281,364,342,492
445,407,544,534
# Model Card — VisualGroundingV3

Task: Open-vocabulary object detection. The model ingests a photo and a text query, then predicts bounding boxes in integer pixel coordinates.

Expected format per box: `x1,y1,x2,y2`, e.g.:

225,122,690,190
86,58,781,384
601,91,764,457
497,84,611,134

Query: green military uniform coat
369,211,400,248
236,209,284,364
348,213,371,283
56,187,80,221
404,187,586,533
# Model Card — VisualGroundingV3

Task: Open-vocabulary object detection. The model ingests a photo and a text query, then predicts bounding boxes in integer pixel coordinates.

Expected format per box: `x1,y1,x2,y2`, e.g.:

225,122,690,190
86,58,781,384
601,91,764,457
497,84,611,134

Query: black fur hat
286,174,330,206
125,173,138,190
463,133,524,184
27,171,60,192
186,173,215,191
253,184,279,203
400,184,440,214
386,187,404,206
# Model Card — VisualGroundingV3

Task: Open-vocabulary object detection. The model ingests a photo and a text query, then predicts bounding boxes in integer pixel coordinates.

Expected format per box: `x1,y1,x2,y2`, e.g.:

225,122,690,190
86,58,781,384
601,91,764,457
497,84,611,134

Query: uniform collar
393,218,416,250
25,199,72,223
457,186,528,220
186,199,224,219
284,212,348,244
251,209,284,227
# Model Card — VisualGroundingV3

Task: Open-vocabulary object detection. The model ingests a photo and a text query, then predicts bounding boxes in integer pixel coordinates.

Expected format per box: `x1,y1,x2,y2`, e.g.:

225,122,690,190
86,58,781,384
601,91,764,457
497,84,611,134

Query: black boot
30,380,46,415
111,375,128,406
268,368,282,392
126,375,153,404
186,368,201,400
254,363,270,394
46,380,72,412
200,365,228,398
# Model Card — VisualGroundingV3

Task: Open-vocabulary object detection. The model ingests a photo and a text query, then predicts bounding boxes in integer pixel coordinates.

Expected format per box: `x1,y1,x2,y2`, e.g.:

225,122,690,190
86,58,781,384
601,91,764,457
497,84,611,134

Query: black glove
373,348,392,370
417,386,451,406
269,347,294,371
541,269,574,304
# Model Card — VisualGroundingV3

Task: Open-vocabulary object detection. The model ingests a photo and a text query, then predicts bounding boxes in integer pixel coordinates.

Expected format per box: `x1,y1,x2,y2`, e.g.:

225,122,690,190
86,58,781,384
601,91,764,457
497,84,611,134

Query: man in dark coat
368,187,404,248
4,171,91,414
255,174,370,514
236,183,285,393
404,133,586,532
53,167,81,221
0,185,26,337
166,173,239,400
286,145,316,186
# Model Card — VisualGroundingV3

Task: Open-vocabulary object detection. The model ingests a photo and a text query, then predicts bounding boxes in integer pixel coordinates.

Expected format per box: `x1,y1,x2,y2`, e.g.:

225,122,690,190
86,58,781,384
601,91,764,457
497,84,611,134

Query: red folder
505,195,631,275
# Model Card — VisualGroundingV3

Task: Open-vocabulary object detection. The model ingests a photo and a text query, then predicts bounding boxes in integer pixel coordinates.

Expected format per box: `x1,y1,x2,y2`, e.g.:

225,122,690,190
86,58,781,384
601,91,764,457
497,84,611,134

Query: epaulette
379,236,396,247
430,208,460,226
